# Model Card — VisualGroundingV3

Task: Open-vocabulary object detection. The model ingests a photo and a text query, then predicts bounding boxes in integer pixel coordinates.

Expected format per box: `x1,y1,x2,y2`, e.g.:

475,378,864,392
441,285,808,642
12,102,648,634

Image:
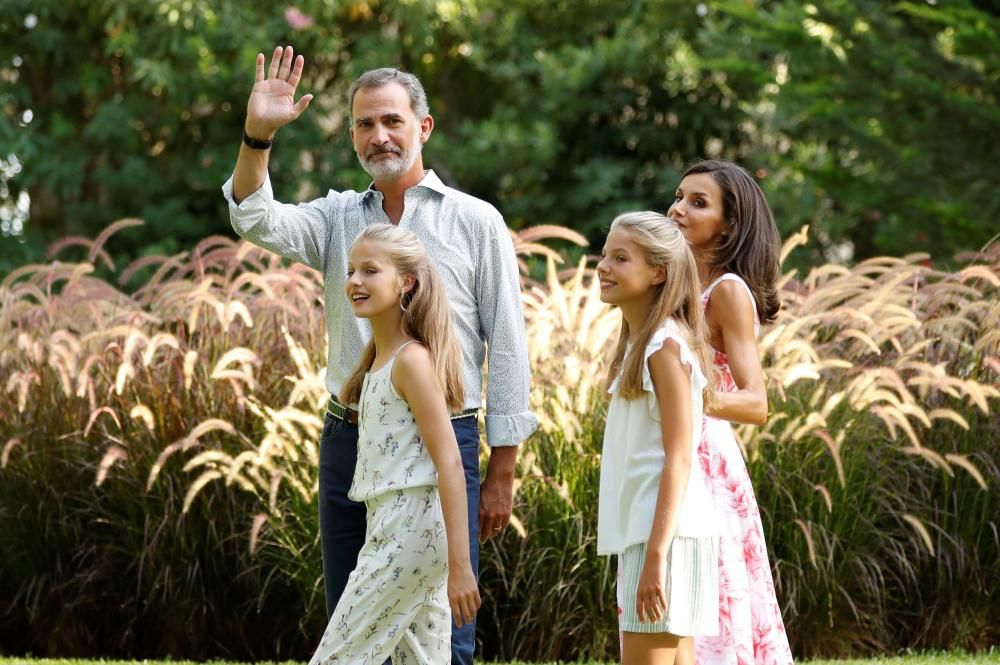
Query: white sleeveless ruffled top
597,318,720,555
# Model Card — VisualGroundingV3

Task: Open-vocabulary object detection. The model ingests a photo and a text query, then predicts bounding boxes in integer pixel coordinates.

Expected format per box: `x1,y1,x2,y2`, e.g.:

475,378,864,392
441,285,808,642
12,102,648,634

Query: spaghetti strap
368,340,419,376
388,339,417,361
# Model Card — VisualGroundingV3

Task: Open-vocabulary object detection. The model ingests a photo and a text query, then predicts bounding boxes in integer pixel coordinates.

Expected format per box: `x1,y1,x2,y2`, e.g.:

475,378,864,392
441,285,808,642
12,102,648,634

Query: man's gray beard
358,143,422,182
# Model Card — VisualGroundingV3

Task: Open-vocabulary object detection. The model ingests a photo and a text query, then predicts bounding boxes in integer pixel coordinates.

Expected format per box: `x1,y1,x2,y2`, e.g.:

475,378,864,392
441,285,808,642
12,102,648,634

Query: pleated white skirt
616,536,720,636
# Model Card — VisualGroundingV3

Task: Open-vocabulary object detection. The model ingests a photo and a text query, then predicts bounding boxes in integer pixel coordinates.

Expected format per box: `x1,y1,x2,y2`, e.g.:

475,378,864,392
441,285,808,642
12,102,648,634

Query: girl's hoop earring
400,280,417,312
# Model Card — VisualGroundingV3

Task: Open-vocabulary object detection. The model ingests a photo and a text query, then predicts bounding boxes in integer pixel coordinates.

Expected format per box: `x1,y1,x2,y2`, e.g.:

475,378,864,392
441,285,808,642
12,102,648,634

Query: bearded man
222,46,537,665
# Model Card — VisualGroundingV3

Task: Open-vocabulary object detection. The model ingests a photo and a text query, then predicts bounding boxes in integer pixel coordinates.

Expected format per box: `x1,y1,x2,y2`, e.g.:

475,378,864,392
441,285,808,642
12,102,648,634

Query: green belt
326,396,478,425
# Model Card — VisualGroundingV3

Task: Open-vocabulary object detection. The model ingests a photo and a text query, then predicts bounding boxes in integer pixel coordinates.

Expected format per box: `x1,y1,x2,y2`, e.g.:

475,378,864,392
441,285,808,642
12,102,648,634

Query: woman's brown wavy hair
681,160,781,324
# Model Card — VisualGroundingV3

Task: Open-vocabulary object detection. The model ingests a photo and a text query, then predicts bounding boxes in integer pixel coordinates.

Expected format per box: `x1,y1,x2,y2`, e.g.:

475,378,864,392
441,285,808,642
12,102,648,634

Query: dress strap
701,273,760,328
388,339,417,361
369,340,418,377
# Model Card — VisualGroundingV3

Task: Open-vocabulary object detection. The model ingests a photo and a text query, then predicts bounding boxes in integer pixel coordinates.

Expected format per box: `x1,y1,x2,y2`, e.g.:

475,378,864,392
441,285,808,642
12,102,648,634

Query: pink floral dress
695,274,794,665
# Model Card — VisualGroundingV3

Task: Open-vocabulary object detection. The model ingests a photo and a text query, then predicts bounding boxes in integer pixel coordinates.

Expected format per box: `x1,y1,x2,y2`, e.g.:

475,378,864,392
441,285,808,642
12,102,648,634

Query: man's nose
371,124,389,145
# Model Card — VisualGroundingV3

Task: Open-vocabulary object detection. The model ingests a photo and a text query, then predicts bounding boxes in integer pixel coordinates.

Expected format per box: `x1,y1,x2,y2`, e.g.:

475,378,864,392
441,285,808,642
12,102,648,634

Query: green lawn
1,653,997,665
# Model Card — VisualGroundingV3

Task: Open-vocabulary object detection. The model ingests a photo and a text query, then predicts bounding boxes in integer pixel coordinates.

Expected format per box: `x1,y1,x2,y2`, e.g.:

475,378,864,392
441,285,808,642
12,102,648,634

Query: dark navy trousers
318,413,481,665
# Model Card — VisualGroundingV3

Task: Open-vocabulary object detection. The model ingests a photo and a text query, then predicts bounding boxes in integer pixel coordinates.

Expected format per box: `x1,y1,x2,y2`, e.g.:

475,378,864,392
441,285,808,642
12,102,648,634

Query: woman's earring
399,292,408,313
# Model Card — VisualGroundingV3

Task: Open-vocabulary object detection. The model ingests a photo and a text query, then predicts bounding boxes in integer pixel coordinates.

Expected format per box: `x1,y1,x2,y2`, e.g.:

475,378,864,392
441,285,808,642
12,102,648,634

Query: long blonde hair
604,211,716,407
340,225,464,411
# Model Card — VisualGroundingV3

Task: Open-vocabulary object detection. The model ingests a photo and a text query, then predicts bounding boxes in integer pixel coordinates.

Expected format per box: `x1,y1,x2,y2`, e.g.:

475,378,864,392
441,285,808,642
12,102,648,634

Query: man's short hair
348,68,429,122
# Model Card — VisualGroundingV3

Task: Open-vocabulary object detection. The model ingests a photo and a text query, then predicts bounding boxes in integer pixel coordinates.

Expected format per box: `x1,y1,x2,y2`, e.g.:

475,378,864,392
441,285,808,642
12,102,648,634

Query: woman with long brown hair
668,160,794,665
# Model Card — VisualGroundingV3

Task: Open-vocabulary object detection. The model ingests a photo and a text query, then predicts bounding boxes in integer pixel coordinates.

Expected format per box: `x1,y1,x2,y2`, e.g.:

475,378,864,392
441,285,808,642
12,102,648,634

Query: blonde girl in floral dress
668,160,794,665
596,212,721,665
309,224,480,665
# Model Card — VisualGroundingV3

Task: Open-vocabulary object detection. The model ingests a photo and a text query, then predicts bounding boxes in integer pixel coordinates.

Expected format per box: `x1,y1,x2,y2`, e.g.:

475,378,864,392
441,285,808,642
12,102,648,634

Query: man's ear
420,114,434,144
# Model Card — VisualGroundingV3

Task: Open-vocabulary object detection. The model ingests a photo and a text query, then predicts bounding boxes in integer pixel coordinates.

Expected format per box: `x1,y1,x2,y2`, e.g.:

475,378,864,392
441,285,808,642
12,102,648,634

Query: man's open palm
246,45,313,138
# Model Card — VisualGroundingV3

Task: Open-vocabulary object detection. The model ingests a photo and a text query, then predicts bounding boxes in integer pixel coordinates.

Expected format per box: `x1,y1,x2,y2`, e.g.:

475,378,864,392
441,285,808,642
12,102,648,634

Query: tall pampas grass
1,220,997,660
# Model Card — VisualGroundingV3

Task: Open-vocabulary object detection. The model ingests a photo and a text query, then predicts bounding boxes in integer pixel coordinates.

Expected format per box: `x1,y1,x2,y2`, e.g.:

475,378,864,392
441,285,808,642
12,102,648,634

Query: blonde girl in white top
596,211,720,665
309,224,480,665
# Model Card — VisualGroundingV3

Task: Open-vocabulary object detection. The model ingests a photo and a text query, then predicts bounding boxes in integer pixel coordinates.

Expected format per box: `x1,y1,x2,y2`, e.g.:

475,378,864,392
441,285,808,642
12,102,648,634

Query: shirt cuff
484,411,539,447
221,175,274,211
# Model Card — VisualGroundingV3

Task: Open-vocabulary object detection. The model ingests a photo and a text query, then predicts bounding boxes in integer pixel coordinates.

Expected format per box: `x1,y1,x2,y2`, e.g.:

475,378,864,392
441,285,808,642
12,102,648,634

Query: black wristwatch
242,129,273,150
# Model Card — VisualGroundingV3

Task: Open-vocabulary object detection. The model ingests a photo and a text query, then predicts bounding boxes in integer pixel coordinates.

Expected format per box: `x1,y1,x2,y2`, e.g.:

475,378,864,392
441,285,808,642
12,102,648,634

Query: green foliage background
2,0,998,275
1,0,999,661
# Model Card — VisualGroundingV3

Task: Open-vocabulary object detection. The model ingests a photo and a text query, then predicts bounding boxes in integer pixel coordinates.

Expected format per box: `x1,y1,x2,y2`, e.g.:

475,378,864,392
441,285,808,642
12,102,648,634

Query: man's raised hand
245,46,313,140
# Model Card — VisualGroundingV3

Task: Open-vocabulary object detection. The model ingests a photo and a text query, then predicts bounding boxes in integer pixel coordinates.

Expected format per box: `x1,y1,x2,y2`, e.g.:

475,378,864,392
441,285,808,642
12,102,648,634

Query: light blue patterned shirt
222,170,537,446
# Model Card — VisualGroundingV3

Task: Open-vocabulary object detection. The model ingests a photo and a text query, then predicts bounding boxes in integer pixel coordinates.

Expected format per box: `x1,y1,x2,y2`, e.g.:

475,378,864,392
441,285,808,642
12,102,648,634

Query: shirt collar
361,170,449,202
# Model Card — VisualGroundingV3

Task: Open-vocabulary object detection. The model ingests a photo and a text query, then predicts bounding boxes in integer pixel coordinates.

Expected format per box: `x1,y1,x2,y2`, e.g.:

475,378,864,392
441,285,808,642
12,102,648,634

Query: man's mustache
365,145,402,159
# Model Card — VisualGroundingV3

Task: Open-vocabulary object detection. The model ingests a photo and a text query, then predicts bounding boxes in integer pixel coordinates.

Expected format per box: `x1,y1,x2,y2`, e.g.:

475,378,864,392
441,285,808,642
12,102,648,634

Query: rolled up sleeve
222,174,330,273
477,212,539,446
